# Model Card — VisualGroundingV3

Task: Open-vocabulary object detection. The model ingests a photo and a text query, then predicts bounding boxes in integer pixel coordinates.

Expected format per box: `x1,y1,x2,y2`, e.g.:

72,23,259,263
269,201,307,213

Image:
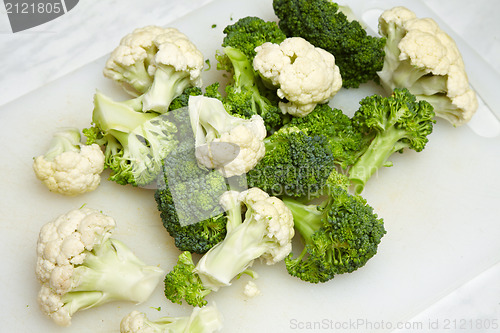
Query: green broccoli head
272,0,386,88
288,103,368,170
247,127,335,198
221,16,287,60
164,251,212,307
154,109,231,253
349,88,435,193
283,186,386,283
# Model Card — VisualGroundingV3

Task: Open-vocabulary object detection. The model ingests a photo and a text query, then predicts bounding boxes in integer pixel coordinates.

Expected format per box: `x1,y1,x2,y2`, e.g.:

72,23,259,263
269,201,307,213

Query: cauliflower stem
58,238,163,316
120,304,223,333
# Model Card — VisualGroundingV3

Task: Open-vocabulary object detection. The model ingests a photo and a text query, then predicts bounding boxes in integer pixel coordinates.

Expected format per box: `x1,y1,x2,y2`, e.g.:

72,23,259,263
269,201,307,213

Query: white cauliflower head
36,207,164,326
36,207,115,326
33,128,105,196
141,27,205,113
104,25,205,113
195,188,294,291
253,37,342,117
378,6,478,126
189,95,266,177
238,188,295,264
103,25,168,96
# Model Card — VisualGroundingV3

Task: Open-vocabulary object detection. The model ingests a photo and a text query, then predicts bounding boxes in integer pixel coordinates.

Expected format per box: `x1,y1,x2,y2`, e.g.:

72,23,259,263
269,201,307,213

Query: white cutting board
1,0,499,332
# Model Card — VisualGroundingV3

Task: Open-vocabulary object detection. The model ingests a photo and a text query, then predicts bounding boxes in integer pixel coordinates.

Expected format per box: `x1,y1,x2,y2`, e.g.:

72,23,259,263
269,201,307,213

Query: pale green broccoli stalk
120,305,223,333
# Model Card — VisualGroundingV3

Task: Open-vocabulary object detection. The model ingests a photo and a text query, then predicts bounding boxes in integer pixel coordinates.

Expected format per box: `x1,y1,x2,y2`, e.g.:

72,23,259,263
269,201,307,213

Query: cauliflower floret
242,280,261,298
377,6,478,126
103,25,168,96
141,28,205,113
253,37,342,117
36,207,164,326
120,305,223,333
189,95,266,177
104,25,205,113
32,128,104,196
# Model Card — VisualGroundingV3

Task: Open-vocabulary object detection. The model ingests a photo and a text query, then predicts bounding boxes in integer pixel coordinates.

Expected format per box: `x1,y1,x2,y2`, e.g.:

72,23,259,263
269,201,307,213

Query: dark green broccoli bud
349,88,435,193
154,151,228,254
247,127,334,198
221,16,287,60
154,107,230,254
203,82,223,100
283,186,386,283
168,86,203,111
273,0,386,88
288,103,368,170
164,251,212,307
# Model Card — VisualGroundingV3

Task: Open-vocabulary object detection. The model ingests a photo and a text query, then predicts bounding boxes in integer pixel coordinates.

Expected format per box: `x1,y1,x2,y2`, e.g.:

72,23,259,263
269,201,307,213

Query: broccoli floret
164,251,212,307
287,103,368,170
283,185,386,283
217,46,285,133
154,102,230,254
247,127,335,198
84,92,178,187
164,188,294,307
155,150,229,254
221,16,287,60
273,0,386,88
348,88,435,193
168,86,203,111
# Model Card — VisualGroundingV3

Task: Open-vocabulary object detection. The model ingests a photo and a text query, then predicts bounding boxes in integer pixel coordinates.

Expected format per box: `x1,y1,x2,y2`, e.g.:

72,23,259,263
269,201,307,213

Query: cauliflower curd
253,37,342,117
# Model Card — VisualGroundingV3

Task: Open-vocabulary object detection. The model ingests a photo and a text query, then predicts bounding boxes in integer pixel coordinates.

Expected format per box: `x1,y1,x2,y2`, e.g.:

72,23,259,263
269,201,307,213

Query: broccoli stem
223,46,257,93
348,126,408,193
142,66,193,113
282,197,322,244
65,239,163,314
